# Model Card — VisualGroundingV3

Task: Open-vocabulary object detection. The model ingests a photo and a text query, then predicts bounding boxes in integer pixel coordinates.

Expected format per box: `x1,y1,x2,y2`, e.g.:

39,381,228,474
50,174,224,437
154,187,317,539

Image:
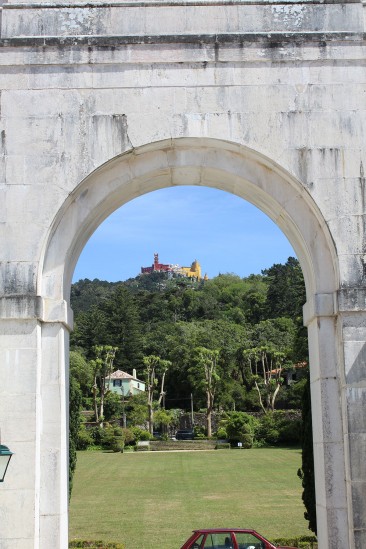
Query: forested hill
71,257,305,320
70,257,307,412
71,271,202,315
71,279,122,315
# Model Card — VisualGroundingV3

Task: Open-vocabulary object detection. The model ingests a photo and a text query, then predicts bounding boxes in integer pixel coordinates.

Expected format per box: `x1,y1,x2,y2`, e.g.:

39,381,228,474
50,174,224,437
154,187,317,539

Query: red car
180,528,297,549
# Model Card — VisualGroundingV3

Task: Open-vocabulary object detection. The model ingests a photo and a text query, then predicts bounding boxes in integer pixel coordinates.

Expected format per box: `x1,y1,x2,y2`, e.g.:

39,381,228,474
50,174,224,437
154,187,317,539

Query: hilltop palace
141,253,207,281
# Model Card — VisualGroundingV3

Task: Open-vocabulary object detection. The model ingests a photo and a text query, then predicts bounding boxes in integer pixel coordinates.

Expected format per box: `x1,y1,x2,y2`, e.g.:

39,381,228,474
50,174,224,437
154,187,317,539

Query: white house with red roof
106,368,145,397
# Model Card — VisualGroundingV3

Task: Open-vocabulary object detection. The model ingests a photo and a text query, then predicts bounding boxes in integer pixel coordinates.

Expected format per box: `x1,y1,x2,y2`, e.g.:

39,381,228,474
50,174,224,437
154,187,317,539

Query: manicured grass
69,448,309,549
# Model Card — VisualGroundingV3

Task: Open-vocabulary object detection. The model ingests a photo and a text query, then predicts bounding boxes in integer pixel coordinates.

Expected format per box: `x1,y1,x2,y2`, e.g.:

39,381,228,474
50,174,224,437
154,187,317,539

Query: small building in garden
284,361,308,385
267,361,308,386
107,369,146,396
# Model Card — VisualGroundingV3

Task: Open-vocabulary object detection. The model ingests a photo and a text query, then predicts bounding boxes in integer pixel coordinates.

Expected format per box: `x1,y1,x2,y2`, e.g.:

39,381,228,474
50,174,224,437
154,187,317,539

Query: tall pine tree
71,305,108,359
262,257,306,320
104,286,143,372
69,376,82,499
298,374,317,534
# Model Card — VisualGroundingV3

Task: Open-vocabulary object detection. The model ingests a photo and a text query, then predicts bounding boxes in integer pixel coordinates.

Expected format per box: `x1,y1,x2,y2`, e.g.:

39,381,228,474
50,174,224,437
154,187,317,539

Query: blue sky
72,186,295,282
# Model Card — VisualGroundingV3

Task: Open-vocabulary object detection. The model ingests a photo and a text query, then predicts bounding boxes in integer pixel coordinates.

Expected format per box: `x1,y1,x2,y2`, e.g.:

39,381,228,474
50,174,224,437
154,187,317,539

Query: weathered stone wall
1,1,366,548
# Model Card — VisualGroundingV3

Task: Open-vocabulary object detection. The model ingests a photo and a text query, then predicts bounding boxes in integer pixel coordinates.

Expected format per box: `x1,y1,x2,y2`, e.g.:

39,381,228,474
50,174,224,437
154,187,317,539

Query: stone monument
0,0,365,547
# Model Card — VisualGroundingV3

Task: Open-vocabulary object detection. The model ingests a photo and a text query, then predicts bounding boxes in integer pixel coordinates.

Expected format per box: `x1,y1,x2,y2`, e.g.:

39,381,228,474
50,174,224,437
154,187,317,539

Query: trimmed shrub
278,417,301,443
255,413,279,444
222,412,254,448
121,428,135,445
215,443,230,450
77,424,94,450
193,425,206,438
90,426,106,446
194,433,207,439
254,410,301,446
89,425,126,451
241,434,253,449
81,397,94,410
111,436,124,453
150,440,216,451
216,427,228,439
131,427,152,442
100,425,119,449
69,541,125,548
271,535,317,548
135,445,150,452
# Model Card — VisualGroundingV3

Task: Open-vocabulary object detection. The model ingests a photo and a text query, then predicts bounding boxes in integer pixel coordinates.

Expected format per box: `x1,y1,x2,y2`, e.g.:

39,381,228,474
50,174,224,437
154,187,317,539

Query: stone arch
39,137,349,548
40,137,338,305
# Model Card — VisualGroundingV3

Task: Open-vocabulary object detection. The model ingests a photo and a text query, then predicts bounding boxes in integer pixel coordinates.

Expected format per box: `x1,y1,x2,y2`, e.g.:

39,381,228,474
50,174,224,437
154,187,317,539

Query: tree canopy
70,257,308,415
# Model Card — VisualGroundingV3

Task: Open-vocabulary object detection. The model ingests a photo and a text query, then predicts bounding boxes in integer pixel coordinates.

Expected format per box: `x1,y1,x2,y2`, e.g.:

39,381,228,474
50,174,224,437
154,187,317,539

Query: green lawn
69,448,309,549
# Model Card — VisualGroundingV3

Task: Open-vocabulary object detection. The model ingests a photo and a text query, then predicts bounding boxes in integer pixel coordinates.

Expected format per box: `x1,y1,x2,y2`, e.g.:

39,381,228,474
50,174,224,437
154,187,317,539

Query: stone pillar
39,320,69,549
304,293,351,549
0,315,41,549
0,296,70,549
338,289,366,549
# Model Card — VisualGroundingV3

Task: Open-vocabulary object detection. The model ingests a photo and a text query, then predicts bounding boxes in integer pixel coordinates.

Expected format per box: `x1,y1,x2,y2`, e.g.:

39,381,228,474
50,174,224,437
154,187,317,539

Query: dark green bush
69,540,125,548
216,427,228,439
240,434,253,449
135,445,150,452
121,427,135,445
278,417,301,443
298,374,317,534
255,410,301,445
89,424,125,450
215,443,231,449
90,426,105,446
100,425,117,448
103,392,124,421
194,433,206,439
69,377,82,498
193,425,206,437
81,397,94,410
271,535,317,548
111,436,124,453
81,425,135,451
222,411,254,447
131,427,152,442
77,424,94,450
255,413,279,444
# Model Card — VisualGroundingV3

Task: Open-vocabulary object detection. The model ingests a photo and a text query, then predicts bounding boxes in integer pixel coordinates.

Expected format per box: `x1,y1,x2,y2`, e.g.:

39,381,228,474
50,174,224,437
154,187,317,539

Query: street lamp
0,445,14,482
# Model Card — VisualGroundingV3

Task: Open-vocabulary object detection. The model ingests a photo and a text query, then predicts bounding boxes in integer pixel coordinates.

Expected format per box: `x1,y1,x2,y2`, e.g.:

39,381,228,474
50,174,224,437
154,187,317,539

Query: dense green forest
70,256,308,417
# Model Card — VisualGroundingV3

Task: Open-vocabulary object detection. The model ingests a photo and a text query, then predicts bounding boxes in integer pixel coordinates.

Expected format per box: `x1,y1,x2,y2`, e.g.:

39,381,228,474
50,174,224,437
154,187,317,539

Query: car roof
192,529,257,533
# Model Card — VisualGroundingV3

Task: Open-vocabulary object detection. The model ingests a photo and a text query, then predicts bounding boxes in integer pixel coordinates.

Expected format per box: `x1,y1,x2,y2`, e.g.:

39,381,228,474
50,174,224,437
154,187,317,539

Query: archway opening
68,183,312,545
